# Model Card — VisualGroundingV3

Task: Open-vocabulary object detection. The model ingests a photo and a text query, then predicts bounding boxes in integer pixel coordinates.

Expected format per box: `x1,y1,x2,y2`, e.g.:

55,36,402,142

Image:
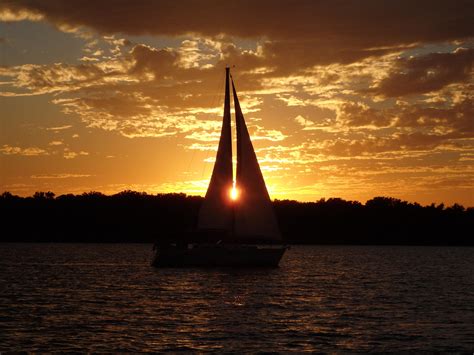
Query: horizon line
1,190,472,209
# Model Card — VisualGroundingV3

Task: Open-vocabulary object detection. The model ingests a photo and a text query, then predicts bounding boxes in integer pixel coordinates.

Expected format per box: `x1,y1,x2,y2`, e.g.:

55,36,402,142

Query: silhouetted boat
152,67,287,267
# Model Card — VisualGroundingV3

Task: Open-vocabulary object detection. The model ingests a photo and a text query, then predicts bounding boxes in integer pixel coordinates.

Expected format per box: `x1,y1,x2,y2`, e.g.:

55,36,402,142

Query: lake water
0,244,473,352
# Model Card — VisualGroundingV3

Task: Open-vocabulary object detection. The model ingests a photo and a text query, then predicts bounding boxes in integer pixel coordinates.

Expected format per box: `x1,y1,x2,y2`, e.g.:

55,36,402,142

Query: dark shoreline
1,191,472,246
1,242,473,247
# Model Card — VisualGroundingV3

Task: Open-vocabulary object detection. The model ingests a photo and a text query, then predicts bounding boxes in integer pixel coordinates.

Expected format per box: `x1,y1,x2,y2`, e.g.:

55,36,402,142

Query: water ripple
0,244,473,352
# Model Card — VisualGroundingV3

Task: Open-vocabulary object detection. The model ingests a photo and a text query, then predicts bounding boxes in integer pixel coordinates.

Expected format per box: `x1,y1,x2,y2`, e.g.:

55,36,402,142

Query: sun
230,186,239,201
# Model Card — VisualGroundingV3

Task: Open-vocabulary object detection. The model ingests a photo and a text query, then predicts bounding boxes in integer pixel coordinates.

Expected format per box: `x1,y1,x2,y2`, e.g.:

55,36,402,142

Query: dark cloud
337,98,473,138
2,0,473,68
396,99,473,134
319,131,464,157
261,40,399,75
376,47,474,97
2,0,472,42
339,102,392,127
129,44,178,80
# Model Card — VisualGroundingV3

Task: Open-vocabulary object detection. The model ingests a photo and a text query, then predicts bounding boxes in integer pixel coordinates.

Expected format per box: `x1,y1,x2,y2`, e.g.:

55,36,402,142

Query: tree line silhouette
1,190,472,245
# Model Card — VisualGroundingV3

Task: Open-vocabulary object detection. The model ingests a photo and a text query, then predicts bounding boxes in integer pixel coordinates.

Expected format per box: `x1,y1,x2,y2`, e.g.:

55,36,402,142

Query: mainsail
197,68,233,231
231,79,281,241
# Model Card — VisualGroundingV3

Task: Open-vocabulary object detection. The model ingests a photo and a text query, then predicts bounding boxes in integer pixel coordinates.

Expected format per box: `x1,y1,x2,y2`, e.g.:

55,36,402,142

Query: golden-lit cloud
45,125,73,131
0,6,43,22
0,145,48,156
63,149,89,160
30,173,92,179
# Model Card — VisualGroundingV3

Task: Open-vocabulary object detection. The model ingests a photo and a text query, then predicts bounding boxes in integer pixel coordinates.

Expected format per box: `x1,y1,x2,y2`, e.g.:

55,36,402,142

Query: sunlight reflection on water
0,244,473,352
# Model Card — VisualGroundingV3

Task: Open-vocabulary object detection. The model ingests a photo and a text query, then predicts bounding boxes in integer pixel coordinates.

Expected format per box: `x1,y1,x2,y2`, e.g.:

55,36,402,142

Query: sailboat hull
151,244,287,268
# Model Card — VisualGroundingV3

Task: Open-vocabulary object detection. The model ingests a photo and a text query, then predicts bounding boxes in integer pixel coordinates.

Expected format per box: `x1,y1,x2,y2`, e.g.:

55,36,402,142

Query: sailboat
151,67,287,267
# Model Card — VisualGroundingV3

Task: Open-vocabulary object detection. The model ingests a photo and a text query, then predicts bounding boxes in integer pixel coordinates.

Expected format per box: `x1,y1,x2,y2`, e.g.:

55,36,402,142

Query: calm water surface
0,244,473,352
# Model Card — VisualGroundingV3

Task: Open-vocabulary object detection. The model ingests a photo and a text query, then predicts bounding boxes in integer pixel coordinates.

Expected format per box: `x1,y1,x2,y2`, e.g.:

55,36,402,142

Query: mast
197,67,233,232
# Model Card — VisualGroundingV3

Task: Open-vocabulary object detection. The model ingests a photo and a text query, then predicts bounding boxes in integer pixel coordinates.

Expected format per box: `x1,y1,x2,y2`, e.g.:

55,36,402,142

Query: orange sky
0,1,473,206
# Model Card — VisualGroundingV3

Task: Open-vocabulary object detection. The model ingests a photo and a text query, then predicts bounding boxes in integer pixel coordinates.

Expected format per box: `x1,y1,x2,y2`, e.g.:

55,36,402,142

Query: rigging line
200,69,226,181
186,139,196,178
230,70,238,184
168,104,185,192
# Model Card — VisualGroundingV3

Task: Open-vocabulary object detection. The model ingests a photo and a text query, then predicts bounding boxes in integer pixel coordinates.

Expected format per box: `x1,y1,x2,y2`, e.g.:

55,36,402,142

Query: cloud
394,99,473,134
249,126,287,141
48,140,63,146
63,149,89,159
338,102,393,128
0,62,120,96
0,144,91,160
0,39,279,139
129,44,178,80
0,145,48,156
2,1,472,42
45,125,73,131
333,98,473,136
30,173,92,179
0,6,43,21
0,26,471,163
2,0,473,70
375,47,474,97
314,132,472,157
177,38,220,69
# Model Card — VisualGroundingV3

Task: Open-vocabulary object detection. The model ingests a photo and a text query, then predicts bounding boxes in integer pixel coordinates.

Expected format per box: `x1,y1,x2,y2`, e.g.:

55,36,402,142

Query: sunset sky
0,0,473,206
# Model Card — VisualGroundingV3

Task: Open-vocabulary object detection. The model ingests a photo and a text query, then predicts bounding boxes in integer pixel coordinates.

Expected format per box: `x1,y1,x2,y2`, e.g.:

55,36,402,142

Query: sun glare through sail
230,185,239,201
